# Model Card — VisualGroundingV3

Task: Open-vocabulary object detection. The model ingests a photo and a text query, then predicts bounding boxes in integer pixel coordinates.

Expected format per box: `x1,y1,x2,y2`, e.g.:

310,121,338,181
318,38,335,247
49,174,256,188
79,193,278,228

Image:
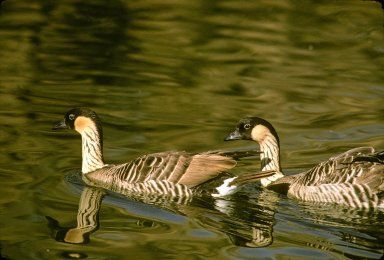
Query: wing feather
178,154,236,188
294,147,377,186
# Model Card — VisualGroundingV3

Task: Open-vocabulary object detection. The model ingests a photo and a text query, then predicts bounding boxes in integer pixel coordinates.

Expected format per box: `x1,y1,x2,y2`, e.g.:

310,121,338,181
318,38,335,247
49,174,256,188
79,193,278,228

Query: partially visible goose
53,108,273,199
225,117,384,209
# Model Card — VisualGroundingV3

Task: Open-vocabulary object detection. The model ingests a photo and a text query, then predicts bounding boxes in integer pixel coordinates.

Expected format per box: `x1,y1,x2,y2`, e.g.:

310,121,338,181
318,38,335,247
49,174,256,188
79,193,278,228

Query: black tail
229,170,276,186
210,149,261,160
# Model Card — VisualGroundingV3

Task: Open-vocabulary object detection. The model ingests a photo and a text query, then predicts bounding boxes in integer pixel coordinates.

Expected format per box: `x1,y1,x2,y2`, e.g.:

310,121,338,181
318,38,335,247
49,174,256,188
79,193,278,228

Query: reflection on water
46,176,276,249
298,202,384,249
46,186,104,245
45,173,384,259
0,0,384,259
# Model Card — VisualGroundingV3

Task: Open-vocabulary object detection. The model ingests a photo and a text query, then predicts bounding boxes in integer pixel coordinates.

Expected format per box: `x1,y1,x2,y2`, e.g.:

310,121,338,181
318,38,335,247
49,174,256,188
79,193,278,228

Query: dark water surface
1,0,384,259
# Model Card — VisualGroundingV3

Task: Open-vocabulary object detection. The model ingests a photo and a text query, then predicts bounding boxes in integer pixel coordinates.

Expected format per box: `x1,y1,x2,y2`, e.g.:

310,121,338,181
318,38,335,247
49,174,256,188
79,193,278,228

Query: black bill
52,120,68,130
224,129,242,141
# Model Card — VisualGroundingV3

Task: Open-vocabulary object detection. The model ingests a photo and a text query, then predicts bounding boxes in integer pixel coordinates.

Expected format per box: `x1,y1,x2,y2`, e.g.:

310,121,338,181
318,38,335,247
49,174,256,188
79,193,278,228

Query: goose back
291,147,377,187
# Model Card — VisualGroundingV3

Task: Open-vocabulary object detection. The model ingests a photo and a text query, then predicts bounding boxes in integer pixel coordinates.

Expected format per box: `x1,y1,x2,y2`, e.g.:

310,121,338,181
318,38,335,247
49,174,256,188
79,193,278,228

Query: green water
0,0,383,259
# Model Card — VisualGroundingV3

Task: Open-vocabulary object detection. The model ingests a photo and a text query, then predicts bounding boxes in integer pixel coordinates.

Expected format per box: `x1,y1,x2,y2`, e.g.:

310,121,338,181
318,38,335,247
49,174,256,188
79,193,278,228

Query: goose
52,108,274,199
224,117,384,209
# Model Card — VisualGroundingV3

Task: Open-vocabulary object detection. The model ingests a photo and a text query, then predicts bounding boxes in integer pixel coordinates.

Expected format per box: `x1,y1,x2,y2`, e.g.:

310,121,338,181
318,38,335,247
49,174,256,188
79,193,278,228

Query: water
0,0,383,259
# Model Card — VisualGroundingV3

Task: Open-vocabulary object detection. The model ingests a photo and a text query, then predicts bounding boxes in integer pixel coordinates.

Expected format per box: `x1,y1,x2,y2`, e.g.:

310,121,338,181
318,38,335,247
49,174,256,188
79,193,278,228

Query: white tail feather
212,177,238,197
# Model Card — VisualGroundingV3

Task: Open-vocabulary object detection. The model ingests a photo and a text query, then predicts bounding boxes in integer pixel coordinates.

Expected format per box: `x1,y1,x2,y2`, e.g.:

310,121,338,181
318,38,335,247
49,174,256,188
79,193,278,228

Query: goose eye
69,114,75,120
244,124,251,130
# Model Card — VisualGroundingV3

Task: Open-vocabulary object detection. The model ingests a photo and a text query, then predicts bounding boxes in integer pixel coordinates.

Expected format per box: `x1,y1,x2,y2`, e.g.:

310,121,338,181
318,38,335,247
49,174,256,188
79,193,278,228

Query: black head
52,107,102,133
46,216,92,244
225,117,279,144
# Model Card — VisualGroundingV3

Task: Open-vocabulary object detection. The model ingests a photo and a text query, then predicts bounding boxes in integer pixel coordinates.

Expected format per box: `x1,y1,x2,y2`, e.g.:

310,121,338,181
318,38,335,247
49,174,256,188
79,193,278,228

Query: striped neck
258,134,284,186
80,125,104,173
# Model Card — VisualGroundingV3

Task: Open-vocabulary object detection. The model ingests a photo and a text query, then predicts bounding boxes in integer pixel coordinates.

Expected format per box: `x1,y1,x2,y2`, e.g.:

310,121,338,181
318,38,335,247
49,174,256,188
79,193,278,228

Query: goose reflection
295,201,384,253
46,186,105,244
46,174,276,247
46,174,384,253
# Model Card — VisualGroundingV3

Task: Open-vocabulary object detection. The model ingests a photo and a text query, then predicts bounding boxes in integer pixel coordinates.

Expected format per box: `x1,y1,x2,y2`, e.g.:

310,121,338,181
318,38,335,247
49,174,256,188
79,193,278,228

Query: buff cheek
250,125,269,142
74,116,94,133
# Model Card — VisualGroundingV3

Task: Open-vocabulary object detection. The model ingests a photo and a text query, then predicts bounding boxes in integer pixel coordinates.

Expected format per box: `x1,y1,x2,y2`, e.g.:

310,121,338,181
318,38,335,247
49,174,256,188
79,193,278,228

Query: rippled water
0,0,383,259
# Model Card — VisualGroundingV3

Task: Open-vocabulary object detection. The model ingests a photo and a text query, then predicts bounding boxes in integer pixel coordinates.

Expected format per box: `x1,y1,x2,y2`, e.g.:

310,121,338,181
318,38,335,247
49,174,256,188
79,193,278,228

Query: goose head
224,117,279,145
53,108,105,173
52,107,102,135
225,117,282,177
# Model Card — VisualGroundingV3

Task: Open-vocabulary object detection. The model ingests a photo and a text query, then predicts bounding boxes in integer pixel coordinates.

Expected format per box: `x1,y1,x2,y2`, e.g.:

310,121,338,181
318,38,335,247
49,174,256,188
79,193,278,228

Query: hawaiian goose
225,117,384,209
52,108,273,199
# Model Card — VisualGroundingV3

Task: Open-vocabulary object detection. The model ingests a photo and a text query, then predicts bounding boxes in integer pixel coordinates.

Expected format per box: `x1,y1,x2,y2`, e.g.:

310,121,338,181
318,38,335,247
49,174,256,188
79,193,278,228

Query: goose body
225,117,384,209
83,150,239,198
53,108,272,199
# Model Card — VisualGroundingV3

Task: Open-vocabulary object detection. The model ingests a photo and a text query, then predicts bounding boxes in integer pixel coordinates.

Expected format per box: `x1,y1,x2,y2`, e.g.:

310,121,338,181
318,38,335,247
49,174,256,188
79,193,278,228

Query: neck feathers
80,124,104,173
259,133,284,186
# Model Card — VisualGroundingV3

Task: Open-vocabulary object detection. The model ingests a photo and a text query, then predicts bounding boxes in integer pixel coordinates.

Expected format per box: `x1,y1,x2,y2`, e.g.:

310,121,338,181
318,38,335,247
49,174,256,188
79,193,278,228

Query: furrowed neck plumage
77,118,105,173
259,134,281,172
252,125,284,186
